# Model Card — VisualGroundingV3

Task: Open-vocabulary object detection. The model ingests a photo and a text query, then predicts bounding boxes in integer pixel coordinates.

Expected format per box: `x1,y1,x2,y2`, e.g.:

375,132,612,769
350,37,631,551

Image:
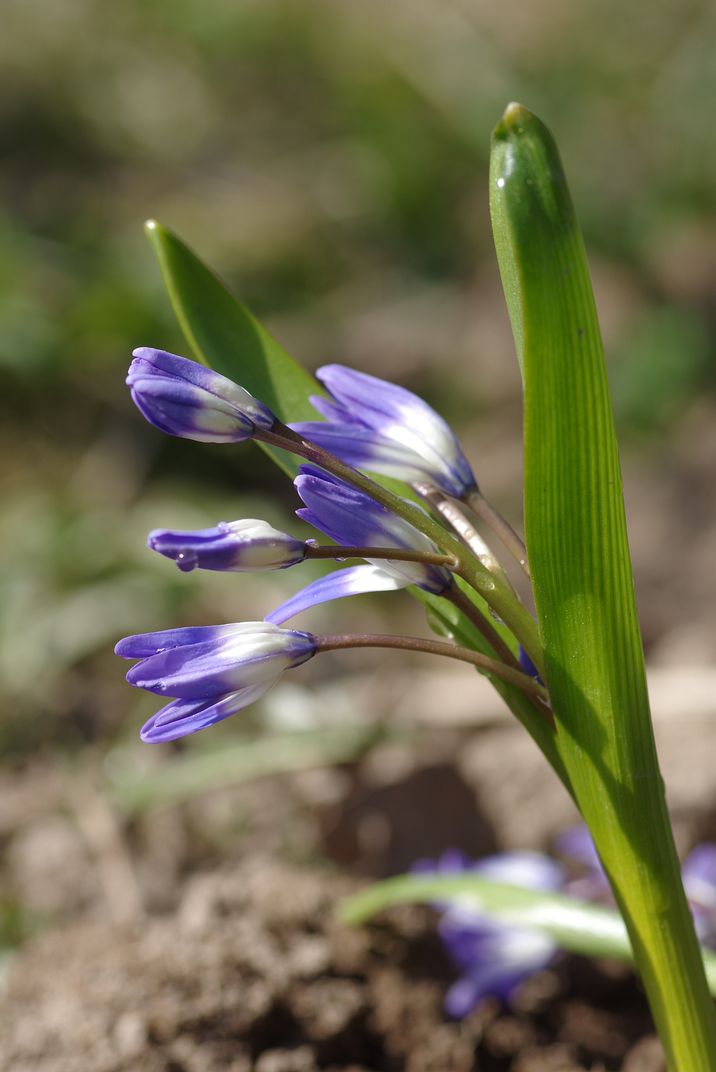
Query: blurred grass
1,0,716,754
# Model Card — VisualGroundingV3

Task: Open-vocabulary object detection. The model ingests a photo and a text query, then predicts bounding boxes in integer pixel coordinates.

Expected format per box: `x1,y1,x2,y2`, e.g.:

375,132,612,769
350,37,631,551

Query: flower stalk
315,633,551,706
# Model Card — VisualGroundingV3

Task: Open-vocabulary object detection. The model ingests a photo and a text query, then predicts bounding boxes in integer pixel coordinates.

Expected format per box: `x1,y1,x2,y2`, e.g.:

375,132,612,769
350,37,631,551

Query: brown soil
1,856,664,1072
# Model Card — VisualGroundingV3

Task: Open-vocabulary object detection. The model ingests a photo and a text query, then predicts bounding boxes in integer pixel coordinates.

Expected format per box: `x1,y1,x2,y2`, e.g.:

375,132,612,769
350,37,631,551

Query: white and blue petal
127,348,275,443
123,621,316,699
140,684,272,743
266,564,408,625
291,364,476,497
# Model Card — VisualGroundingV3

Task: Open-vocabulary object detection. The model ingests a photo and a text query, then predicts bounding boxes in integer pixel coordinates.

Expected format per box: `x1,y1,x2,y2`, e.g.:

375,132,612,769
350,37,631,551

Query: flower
115,621,316,742
294,465,452,594
127,348,275,442
290,364,476,497
681,845,716,946
148,519,308,573
413,850,563,1017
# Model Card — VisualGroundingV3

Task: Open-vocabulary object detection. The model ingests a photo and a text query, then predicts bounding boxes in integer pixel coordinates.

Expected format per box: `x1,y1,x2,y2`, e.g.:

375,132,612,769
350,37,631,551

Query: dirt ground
6,707,716,1071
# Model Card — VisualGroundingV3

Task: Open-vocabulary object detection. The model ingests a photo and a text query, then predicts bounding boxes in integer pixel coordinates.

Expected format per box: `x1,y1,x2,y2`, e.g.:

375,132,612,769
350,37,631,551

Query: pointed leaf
490,103,716,1069
145,219,319,475
339,873,716,994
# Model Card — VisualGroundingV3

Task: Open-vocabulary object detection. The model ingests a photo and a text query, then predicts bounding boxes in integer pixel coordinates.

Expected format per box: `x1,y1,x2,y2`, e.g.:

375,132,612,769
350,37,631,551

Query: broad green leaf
339,873,716,994
490,103,716,1070
145,219,319,475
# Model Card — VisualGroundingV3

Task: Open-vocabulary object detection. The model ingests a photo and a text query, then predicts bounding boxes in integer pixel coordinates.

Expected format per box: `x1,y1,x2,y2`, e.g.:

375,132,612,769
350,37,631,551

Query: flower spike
294,465,453,594
148,519,308,573
127,348,276,442
291,364,476,497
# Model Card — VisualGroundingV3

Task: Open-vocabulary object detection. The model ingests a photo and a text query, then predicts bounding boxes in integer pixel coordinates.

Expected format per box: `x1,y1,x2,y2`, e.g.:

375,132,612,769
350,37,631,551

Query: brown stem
316,633,552,715
305,544,458,569
447,585,521,669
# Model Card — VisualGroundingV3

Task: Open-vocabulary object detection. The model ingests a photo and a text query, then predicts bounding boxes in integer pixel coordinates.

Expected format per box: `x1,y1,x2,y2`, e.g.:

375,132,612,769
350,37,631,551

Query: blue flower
294,465,452,594
116,622,316,742
291,365,476,497
148,519,308,573
413,850,563,1017
127,348,275,442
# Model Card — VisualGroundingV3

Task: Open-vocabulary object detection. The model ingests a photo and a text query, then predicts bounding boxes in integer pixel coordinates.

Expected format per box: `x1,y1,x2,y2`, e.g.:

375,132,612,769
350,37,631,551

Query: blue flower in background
291,364,477,497
294,465,452,594
115,622,316,742
413,849,563,1017
148,519,308,573
127,348,275,442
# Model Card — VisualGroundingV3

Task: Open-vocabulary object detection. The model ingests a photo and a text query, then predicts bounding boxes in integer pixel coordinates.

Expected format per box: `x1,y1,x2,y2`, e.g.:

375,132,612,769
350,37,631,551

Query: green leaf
145,219,319,475
339,873,716,994
490,103,716,1070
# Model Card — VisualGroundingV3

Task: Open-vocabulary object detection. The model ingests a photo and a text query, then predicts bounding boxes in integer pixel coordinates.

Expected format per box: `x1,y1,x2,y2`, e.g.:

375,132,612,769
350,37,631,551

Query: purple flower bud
294,465,452,594
518,645,544,685
127,348,275,442
148,519,308,573
116,621,316,740
291,364,476,497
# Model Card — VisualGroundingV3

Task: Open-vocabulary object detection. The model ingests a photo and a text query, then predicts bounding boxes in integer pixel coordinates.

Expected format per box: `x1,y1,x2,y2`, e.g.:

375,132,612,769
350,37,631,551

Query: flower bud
148,519,307,573
127,348,275,443
116,621,317,741
291,364,476,497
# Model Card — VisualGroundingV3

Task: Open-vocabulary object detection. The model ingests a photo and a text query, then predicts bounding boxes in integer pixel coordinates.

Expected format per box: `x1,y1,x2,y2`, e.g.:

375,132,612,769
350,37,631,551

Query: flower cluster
419,830,716,1018
119,347,542,743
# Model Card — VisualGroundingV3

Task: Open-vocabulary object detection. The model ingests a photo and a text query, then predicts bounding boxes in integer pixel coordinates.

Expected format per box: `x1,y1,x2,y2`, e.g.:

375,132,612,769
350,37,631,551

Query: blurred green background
2,0,716,767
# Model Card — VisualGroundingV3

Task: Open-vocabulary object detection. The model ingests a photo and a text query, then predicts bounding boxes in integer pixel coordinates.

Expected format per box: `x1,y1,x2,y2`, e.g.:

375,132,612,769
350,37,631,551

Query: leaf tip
493,101,532,140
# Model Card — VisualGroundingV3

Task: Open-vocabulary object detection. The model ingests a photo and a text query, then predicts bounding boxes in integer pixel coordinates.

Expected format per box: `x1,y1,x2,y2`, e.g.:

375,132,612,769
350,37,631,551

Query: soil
4,704,714,1072
1,852,665,1072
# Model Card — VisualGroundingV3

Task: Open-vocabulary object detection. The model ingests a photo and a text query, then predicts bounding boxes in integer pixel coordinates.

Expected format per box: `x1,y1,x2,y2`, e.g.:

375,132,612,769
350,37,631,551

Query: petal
266,564,407,625
115,624,241,659
290,421,431,485
476,851,564,892
140,683,271,743
683,844,716,911
126,624,316,698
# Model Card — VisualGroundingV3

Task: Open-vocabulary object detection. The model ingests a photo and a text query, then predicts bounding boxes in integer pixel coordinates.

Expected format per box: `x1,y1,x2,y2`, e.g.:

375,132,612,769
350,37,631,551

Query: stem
259,424,546,677
447,584,519,669
316,632,552,709
414,480,514,591
464,488,530,577
305,544,457,569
